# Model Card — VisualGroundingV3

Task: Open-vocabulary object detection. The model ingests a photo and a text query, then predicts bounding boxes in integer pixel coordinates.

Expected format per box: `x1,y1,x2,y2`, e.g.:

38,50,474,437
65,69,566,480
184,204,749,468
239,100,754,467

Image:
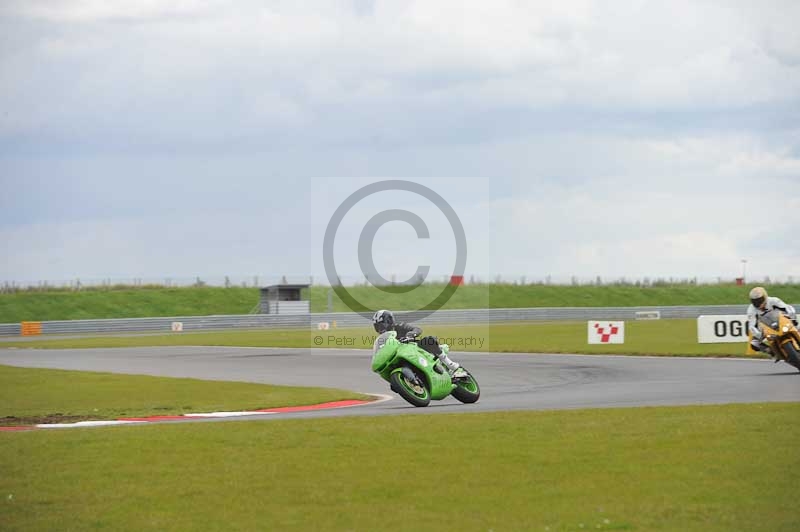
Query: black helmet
372,309,395,333
749,286,767,309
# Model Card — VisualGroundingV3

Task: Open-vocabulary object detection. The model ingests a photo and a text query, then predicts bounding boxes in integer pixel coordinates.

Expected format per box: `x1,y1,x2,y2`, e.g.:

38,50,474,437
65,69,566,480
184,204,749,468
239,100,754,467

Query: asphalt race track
1,346,798,422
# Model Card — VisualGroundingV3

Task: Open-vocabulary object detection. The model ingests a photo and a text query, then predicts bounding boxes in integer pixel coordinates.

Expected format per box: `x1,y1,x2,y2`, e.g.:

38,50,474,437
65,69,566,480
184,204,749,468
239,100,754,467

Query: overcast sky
1,0,799,285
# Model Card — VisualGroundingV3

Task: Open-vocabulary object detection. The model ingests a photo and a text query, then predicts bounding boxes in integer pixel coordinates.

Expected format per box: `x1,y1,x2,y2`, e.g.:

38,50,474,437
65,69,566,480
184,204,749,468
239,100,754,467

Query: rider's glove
399,334,416,344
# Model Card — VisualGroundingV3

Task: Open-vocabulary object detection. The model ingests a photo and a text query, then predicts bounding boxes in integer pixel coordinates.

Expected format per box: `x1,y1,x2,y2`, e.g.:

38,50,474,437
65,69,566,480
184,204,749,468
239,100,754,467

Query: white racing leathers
747,297,798,352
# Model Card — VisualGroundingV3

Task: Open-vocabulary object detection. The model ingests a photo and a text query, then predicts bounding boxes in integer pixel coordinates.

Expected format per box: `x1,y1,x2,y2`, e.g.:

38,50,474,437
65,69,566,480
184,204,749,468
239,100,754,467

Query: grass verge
3,283,799,322
1,402,798,531
0,364,370,426
1,320,762,357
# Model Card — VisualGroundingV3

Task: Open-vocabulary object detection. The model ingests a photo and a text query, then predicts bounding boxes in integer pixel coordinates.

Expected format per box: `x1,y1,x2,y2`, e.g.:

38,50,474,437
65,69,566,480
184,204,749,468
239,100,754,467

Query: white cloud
0,210,311,283
3,0,799,143
472,131,799,280
5,0,216,22
1,1,799,284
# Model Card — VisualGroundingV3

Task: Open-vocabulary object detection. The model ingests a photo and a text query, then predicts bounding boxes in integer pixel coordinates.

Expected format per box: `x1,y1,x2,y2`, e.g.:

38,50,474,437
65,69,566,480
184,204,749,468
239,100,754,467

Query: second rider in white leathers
746,286,797,357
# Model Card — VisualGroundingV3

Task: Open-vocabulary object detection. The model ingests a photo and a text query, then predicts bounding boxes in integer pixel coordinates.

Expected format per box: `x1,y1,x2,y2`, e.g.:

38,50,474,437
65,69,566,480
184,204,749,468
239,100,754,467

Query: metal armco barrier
0,323,21,336
2,304,794,337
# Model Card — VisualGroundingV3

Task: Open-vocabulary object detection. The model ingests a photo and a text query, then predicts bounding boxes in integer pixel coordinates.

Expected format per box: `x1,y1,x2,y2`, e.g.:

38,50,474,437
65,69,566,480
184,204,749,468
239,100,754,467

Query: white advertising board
587,321,625,344
696,315,749,343
171,322,183,332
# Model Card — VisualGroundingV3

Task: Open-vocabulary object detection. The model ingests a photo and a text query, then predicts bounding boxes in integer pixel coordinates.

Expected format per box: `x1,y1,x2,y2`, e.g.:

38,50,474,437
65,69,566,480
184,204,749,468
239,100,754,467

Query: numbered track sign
697,315,748,343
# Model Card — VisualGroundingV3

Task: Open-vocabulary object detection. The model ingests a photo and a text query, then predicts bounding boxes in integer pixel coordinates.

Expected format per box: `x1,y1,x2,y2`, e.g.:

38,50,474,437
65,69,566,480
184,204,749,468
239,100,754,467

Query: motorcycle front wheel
781,340,800,372
390,367,431,407
451,369,481,404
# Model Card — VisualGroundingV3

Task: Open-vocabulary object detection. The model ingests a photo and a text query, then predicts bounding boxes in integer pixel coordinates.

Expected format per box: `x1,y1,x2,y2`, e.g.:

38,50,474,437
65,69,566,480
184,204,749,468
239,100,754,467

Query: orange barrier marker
21,321,42,336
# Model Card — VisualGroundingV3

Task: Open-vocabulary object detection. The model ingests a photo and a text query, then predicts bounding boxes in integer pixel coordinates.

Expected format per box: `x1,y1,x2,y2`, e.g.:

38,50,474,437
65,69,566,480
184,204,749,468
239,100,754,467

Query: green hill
1,283,798,323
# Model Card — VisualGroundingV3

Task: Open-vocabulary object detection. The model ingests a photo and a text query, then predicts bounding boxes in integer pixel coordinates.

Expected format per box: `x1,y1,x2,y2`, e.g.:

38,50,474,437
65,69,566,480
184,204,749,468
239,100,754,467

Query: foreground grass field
1,320,760,357
2,402,797,531
0,365,370,426
3,283,798,322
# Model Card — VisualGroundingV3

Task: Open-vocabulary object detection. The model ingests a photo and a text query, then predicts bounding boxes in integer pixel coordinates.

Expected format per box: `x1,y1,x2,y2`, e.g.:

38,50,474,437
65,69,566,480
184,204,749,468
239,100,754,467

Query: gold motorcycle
757,309,800,372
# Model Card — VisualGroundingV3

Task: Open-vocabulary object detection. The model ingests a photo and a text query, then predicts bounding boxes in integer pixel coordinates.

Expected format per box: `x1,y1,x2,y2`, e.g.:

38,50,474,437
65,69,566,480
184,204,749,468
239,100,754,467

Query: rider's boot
437,353,461,375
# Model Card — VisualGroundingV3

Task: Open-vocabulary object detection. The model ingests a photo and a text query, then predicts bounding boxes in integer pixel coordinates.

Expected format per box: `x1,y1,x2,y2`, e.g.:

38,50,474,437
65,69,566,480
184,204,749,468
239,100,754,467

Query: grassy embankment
1,396,797,531
3,283,799,322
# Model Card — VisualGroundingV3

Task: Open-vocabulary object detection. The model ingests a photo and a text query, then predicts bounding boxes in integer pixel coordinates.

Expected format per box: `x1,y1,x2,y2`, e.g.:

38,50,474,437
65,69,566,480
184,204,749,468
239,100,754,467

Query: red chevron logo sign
588,321,625,344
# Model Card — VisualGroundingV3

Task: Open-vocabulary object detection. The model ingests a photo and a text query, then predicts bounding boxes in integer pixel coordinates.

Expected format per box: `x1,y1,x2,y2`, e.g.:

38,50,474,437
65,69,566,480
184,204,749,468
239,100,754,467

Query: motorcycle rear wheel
390,367,431,407
451,369,481,404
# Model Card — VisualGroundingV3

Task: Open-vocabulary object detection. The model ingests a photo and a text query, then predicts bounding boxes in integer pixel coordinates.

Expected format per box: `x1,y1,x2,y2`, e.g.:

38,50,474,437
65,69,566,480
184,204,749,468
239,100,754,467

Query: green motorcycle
371,331,480,407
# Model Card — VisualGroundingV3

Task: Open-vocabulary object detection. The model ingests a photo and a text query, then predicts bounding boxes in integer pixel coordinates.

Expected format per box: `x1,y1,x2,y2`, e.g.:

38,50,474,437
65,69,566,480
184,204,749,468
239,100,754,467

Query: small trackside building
258,284,310,315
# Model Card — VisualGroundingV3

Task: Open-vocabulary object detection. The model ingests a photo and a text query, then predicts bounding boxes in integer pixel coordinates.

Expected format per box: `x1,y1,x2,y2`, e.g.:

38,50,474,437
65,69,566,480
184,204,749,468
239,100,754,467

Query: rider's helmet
749,286,768,310
372,309,395,334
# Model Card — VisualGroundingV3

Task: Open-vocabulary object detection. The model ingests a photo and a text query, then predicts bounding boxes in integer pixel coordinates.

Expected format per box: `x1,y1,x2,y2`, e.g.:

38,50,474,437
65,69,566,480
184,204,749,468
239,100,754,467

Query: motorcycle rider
747,286,797,357
372,309,462,375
